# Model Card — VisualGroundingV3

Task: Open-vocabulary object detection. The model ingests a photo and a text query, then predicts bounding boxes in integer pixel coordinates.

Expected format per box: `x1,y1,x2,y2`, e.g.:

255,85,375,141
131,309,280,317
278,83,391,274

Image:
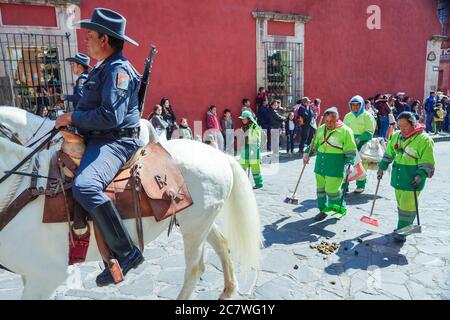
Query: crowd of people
146,88,437,244
143,88,443,192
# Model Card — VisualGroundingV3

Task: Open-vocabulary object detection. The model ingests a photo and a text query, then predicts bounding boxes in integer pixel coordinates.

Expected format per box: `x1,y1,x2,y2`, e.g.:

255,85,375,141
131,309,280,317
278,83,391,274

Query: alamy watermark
170,122,284,175
367,5,381,30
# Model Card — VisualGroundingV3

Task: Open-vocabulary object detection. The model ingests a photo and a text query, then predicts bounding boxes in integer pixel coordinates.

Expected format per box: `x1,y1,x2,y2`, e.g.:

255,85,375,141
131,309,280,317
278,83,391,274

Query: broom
360,174,382,227
284,116,323,205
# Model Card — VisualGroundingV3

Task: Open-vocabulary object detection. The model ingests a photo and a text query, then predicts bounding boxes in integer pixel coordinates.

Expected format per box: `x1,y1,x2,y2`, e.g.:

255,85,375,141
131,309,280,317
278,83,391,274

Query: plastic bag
347,150,366,182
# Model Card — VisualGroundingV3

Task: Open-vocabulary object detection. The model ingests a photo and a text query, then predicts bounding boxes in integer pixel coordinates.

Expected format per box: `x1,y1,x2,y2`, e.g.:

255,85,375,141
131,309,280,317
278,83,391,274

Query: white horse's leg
207,223,238,300
176,233,208,300
21,268,67,300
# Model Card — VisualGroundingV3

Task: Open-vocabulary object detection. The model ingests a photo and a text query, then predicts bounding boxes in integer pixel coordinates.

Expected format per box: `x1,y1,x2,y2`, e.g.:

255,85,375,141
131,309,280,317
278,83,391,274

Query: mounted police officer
61,53,90,110
55,8,144,286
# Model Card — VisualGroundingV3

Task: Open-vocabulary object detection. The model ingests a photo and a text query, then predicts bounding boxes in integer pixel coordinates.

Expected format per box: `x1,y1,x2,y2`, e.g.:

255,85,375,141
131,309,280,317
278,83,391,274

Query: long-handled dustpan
360,176,381,227
284,116,324,205
395,189,421,236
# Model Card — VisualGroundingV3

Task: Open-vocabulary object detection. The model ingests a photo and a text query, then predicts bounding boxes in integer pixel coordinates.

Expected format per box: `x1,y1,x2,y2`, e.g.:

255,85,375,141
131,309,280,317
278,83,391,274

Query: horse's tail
221,155,262,271
139,118,159,144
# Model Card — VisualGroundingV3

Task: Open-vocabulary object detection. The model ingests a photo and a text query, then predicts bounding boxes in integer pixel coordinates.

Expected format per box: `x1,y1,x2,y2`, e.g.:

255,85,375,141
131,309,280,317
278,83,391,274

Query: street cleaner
377,111,435,242
239,110,263,189
303,107,357,221
343,95,376,194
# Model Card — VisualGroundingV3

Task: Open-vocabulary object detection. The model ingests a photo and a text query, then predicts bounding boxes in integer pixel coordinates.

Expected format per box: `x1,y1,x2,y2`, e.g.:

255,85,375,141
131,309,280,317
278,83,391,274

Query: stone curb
432,135,450,142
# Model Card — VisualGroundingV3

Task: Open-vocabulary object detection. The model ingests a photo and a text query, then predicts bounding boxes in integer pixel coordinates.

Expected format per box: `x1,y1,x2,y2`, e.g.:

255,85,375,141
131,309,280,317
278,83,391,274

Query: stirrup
96,259,124,287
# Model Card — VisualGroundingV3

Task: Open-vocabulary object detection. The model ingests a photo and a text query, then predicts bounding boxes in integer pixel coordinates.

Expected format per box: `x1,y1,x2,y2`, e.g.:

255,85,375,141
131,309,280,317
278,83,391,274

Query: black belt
87,127,140,138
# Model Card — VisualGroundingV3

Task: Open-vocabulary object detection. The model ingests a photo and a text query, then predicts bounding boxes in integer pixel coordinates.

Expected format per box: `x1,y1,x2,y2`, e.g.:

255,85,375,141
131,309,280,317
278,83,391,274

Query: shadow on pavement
345,192,383,205
261,152,302,164
263,215,340,248
292,199,317,214
325,232,409,275
288,193,383,212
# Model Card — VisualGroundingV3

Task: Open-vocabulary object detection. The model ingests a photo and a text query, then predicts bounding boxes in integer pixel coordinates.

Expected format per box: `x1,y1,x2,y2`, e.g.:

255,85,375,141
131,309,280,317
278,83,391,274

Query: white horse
0,107,262,300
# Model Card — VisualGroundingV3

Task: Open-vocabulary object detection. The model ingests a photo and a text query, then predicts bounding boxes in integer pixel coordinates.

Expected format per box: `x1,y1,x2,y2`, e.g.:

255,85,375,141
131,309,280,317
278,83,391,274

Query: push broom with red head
360,174,381,227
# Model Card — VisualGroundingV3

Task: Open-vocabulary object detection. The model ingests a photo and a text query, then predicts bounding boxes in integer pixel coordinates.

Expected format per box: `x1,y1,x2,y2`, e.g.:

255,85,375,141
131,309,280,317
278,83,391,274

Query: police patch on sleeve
78,78,87,87
116,72,130,90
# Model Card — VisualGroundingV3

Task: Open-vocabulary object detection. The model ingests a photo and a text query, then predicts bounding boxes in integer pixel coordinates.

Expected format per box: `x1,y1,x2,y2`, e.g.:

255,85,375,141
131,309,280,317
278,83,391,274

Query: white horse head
0,111,261,300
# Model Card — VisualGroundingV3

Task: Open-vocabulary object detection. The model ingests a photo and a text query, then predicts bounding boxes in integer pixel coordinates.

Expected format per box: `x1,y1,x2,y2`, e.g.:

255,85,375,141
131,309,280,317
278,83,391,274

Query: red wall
75,0,440,124
0,3,57,27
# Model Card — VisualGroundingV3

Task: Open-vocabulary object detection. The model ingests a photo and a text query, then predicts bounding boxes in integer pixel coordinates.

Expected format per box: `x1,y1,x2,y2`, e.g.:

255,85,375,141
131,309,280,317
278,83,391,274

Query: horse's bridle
0,123,23,146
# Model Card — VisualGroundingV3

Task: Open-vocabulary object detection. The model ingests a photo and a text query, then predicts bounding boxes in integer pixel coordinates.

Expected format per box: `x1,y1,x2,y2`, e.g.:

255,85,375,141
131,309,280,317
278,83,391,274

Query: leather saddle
43,130,193,225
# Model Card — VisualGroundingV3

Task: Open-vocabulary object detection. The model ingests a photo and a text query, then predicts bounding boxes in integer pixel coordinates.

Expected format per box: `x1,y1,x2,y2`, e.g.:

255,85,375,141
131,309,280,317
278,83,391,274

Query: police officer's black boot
89,200,144,286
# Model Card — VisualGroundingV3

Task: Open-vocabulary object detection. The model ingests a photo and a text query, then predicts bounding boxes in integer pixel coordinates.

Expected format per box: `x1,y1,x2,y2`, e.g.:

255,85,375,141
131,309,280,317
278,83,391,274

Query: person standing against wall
160,97,177,140
424,91,436,133
375,95,391,140
206,105,224,151
296,97,315,157
221,108,235,154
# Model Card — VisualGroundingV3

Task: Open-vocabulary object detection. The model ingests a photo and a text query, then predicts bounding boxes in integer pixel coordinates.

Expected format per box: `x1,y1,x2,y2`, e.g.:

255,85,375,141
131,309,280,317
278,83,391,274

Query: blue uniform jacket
71,51,141,136
66,72,88,110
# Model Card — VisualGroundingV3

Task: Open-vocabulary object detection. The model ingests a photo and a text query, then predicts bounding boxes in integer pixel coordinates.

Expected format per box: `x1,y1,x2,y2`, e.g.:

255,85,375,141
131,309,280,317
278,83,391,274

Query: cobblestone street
1,141,449,300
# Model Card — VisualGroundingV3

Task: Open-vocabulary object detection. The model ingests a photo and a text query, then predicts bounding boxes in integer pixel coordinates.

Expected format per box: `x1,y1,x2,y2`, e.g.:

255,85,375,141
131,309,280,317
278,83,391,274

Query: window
9,46,63,114
264,42,303,108
253,12,309,109
0,33,74,117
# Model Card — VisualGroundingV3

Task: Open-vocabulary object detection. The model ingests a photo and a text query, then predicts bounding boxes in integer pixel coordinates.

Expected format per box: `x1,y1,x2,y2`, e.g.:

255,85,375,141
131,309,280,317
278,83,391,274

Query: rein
3,170,58,181
0,127,59,185
25,117,49,147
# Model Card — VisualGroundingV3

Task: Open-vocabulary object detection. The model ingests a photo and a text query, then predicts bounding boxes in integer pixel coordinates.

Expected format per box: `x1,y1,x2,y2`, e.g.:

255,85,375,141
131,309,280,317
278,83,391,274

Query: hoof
219,286,237,300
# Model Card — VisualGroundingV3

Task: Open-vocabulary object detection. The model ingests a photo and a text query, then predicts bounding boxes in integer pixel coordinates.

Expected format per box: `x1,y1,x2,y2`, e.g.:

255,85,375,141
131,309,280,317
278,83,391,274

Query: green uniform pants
395,189,420,230
315,174,344,212
356,161,369,189
241,162,263,186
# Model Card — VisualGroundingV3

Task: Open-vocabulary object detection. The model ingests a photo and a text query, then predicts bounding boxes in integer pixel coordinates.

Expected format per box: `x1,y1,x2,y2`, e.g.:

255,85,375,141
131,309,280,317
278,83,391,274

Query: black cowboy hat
73,8,139,46
65,53,91,68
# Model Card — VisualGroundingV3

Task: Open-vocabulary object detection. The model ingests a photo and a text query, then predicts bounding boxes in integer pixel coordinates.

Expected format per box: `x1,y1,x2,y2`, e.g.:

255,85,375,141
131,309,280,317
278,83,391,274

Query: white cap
324,106,339,117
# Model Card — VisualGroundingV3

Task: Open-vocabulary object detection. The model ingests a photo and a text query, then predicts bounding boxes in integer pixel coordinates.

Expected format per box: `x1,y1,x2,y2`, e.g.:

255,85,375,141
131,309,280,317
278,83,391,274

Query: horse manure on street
310,241,340,257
